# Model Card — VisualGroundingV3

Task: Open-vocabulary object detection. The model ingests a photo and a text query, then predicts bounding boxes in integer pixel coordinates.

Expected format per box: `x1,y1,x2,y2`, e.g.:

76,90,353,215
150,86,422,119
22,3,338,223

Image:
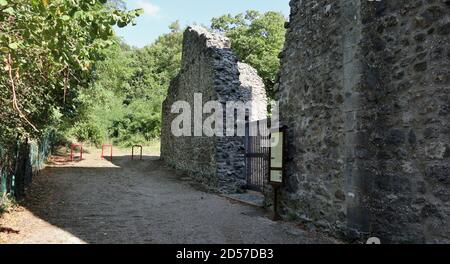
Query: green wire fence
0,131,56,202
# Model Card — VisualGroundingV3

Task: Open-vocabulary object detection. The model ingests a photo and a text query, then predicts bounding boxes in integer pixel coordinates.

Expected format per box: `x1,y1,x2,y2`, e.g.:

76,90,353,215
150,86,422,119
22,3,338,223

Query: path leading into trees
0,149,335,244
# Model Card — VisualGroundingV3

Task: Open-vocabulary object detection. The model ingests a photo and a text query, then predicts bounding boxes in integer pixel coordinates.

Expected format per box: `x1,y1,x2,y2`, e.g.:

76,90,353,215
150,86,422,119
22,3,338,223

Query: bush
71,122,103,146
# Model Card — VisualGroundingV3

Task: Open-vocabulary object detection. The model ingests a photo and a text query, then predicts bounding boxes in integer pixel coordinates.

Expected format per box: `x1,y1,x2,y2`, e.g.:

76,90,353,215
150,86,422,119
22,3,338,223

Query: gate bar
70,144,83,161
132,145,143,160
101,144,113,161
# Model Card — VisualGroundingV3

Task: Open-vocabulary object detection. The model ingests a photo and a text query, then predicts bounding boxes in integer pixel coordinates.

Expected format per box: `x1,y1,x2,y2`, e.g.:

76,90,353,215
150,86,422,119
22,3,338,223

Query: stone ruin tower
161,26,267,193
276,0,449,243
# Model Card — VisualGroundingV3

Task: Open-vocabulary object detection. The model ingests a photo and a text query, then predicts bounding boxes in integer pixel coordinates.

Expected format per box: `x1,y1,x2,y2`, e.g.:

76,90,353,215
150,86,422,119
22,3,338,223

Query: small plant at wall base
0,194,17,215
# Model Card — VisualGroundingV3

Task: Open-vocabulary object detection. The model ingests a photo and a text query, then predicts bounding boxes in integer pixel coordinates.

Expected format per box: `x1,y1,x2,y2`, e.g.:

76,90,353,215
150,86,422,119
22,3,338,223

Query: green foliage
109,99,162,144
0,0,141,150
69,121,103,146
211,10,286,98
77,10,285,145
76,25,183,146
1,5,285,149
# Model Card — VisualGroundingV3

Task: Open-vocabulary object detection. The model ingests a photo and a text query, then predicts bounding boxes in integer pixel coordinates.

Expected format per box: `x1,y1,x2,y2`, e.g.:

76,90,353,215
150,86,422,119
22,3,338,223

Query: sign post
269,127,285,221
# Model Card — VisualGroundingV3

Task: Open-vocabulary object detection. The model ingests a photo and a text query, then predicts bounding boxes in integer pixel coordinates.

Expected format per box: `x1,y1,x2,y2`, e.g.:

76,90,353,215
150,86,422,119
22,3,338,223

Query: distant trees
40,9,287,146
75,25,183,146
211,10,287,98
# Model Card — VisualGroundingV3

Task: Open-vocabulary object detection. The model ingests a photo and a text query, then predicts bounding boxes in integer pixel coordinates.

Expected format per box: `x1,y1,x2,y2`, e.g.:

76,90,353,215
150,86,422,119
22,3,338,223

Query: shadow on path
2,152,335,244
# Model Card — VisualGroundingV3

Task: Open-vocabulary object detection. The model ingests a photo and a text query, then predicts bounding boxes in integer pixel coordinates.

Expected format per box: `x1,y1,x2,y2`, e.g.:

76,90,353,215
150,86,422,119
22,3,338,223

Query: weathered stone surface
275,0,449,243
161,26,267,193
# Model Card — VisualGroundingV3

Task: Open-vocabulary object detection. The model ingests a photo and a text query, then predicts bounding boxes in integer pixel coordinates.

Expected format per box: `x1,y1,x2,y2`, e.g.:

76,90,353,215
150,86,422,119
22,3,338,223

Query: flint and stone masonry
275,0,449,243
161,26,267,193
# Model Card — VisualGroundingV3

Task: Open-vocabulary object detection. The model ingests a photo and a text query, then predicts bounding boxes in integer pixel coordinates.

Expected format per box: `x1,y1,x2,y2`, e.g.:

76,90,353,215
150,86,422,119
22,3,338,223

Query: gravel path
0,150,335,244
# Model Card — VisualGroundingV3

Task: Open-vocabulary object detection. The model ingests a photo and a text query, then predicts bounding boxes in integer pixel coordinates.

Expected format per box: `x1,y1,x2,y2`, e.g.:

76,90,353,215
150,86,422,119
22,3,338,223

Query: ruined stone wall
161,26,267,193
276,0,449,243
358,0,450,243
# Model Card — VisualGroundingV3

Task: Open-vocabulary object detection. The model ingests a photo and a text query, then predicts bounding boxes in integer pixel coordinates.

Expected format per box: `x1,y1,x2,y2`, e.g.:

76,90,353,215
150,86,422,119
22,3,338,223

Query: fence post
132,145,143,160
244,114,250,187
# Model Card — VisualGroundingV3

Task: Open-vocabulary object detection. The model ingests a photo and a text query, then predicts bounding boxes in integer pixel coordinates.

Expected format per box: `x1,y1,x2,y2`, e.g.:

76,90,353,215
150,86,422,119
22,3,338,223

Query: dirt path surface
1,149,335,244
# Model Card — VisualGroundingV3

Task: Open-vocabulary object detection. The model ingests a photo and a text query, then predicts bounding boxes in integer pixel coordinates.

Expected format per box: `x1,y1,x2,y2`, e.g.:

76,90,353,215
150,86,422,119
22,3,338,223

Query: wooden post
271,182,282,221
268,126,286,221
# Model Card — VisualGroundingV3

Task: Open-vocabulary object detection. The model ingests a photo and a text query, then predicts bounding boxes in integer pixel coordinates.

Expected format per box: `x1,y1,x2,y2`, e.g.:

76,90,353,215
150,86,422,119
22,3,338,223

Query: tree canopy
1,5,286,148
0,0,142,147
72,23,183,146
63,10,287,146
211,10,286,98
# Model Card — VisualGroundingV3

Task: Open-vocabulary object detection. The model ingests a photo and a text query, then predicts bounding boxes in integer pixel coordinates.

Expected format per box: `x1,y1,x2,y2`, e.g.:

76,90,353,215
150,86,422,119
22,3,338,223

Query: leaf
117,20,128,28
2,7,14,15
61,15,71,21
8,42,19,50
0,47,9,53
135,8,144,16
0,0,7,7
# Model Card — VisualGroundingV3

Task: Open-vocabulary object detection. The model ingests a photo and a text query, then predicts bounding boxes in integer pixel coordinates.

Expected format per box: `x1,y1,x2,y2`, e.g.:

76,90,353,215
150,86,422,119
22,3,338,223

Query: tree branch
7,53,39,133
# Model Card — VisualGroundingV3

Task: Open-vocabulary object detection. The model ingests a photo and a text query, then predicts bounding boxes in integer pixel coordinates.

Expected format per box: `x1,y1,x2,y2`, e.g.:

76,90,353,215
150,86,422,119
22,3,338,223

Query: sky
114,0,291,48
